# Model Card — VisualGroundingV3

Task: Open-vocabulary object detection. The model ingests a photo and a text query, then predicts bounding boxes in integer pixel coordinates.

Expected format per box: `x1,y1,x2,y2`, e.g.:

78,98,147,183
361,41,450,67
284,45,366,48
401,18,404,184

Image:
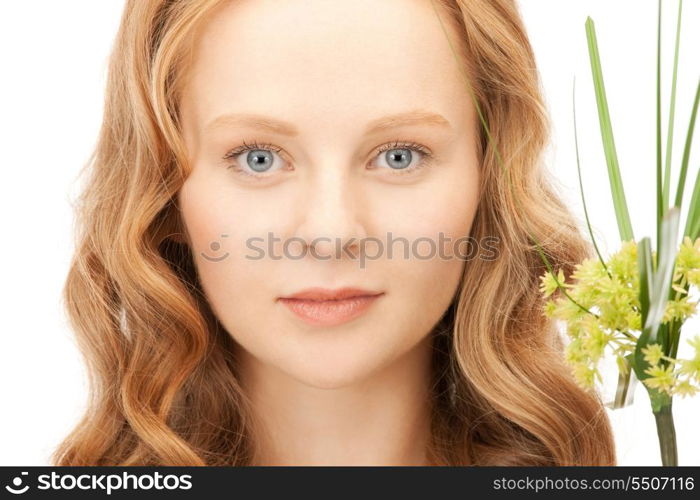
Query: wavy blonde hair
53,0,616,466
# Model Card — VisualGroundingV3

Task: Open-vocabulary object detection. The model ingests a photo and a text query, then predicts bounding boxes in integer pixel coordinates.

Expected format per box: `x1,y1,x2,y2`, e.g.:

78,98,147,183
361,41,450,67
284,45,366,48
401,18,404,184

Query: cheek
177,172,274,326
179,171,279,244
368,163,480,334
371,162,480,267
371,159,479,241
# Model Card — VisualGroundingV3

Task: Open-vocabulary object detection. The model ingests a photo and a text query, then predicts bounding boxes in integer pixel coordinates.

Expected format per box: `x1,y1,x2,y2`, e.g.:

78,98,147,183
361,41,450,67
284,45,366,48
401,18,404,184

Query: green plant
538,0,700,466
429,0,699,466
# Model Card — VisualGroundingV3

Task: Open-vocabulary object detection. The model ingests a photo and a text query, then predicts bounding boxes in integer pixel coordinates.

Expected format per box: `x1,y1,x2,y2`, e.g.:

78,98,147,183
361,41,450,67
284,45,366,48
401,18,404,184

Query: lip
278,287,384,326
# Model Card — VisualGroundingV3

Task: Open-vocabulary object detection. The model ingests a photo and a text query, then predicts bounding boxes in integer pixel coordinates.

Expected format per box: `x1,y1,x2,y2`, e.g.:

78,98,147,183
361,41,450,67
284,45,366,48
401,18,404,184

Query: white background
0,0,698,465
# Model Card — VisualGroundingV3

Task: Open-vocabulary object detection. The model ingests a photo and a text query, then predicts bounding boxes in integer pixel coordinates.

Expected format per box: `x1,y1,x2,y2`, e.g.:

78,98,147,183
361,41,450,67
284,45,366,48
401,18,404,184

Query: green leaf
646,207,680,340
585,17,635,242
637,237,653,329
691,211,700,241
633,208,681,382
656,0,663,258
683,166,700,239
662,0,684,211
673,79,699,208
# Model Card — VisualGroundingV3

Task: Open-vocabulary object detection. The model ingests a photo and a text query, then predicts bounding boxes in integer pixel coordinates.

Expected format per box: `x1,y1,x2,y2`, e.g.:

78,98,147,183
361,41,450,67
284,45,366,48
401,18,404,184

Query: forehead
181,0,472,138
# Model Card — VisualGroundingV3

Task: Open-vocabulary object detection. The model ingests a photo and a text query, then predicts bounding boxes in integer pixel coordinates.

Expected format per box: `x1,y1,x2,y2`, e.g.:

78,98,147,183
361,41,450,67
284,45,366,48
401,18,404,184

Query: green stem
653,403,678,466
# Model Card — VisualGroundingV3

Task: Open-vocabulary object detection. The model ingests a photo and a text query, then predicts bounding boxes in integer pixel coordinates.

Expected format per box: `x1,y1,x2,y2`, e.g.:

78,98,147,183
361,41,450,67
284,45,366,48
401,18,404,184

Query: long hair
53,0,616,466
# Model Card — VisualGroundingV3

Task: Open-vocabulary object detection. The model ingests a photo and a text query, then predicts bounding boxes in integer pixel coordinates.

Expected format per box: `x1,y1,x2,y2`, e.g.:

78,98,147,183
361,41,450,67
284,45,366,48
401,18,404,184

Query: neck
237,335,435,466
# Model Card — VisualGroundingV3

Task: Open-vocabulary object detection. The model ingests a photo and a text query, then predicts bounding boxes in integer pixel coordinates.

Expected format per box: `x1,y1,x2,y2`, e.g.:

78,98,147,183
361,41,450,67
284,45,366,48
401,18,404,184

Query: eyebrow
202,109,452,137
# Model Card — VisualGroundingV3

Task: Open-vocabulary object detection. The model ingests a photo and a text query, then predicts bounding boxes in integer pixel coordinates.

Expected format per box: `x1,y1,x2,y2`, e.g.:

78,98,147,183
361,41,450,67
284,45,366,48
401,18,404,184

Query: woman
53,0,616,466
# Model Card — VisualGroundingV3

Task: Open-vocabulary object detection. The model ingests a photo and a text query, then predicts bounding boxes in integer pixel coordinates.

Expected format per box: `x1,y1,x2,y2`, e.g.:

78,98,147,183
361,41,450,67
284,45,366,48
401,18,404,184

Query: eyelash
222,139,434,179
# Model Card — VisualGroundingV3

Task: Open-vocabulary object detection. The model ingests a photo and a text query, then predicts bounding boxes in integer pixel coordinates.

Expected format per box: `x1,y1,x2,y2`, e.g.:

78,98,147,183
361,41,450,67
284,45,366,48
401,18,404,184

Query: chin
281,353,388,390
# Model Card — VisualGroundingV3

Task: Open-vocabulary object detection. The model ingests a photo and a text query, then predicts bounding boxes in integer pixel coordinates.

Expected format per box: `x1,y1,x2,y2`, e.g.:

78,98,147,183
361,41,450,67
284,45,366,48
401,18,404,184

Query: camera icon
5,471,29,494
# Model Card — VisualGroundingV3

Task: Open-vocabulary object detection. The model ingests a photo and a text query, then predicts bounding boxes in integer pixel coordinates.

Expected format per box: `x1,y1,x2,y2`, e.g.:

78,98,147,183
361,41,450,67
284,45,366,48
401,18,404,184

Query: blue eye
223,140,288,177
383,148,412,169
372,140,433,174
223,139,433,179
243,149,276,172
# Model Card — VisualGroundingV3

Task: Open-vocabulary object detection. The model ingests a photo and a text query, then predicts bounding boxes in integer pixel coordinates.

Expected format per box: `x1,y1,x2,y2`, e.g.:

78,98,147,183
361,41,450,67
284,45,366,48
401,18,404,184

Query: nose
293,166,368,259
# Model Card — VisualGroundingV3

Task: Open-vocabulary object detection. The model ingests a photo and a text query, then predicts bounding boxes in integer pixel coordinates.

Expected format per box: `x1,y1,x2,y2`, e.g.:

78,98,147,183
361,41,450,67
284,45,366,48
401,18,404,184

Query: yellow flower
542,299,558,318
571,257,608,282
689,269,700,286
642,343,664,366
671,283,689,295
564,338,587,363
552,296,586,322
581,321,612,362
689,335,700,357
537,239,700,399
678,335,700,379
672,379,699,398
607,239,638,281
539,268,566,298
662,297,697,323
642,364,675,393
624,310,642,331
572,363,599,389
676,236,700,286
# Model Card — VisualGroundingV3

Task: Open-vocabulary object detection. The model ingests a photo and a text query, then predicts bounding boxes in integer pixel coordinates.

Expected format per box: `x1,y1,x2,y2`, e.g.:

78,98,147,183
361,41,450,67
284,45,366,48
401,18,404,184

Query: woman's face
178,0,480,388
